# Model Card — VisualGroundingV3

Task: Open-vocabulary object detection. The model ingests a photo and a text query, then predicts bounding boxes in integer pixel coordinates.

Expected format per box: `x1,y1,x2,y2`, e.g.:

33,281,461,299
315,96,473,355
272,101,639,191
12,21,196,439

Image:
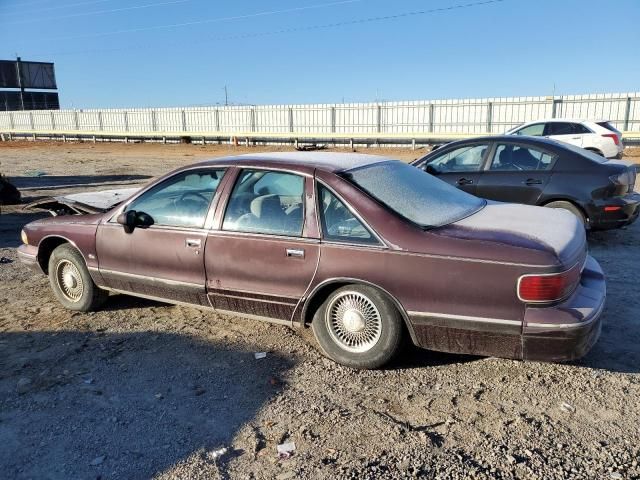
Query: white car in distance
506,119,623,159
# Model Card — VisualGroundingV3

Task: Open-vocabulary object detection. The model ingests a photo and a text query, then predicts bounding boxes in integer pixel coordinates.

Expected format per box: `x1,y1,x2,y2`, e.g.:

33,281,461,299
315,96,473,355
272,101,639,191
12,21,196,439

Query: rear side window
514,123,545,136
490,144,555,171
318,185,378,244
222,170,304,236
545,122,592,135
545,122,573,135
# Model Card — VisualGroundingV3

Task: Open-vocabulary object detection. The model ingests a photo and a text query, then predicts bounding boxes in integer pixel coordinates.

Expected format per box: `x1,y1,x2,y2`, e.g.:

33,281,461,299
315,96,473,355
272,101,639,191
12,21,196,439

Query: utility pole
16,56,25,111
224,85,228,106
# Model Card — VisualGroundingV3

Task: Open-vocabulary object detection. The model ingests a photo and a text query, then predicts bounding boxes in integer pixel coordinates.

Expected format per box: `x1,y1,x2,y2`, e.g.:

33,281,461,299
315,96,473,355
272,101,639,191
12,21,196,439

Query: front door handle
524,178,543,185
185,238,202,248
457,178,473,186
286,248,305,258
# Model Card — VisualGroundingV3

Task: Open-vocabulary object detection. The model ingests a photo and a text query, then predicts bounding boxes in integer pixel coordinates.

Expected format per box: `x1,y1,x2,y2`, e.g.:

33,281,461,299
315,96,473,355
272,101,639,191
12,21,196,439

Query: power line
22,0,506,58
2,0,120,17
43,0,369,41
5,0,191,25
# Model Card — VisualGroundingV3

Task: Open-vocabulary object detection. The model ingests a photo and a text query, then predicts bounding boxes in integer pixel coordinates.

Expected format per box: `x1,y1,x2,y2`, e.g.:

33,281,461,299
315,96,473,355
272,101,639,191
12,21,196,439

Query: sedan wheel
326,291,383,353
48,243,108,311
312,285,403,369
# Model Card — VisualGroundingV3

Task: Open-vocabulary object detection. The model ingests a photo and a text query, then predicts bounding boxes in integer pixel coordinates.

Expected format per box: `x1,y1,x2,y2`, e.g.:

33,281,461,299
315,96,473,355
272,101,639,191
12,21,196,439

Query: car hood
25,188,139,215
436,202,586,267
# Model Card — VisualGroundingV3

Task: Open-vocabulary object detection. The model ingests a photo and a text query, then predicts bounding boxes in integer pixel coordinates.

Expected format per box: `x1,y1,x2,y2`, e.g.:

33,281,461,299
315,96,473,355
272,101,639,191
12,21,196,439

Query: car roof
434,135,564,148
195,151,391,173
516,118,606,125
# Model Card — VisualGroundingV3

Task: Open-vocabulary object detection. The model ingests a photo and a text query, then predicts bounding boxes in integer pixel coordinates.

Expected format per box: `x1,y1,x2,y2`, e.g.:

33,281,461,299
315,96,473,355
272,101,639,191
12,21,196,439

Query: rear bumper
588,192,640,229
521,255,605,362
17,244,43,274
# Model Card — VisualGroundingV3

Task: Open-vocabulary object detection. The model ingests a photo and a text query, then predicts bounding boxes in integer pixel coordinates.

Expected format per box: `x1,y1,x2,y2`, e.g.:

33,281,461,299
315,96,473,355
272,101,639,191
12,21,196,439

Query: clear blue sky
1,0,639,108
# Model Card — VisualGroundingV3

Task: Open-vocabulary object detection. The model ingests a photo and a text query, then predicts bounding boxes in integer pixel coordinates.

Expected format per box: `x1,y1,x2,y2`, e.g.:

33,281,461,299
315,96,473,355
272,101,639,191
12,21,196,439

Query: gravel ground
0,141,639,480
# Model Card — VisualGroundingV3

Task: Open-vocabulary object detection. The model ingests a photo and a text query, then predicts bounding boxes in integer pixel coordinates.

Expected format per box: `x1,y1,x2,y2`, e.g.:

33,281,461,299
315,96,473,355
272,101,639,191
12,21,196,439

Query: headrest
250,194,282,218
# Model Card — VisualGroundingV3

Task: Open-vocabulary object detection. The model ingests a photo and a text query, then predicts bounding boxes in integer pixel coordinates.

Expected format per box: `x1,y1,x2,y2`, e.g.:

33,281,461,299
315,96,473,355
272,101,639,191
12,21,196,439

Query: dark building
0,58,59,111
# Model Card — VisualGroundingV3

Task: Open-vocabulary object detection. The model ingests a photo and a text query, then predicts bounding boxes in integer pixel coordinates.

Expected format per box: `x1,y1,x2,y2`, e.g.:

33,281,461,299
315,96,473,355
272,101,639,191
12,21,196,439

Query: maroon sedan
18,153,606,369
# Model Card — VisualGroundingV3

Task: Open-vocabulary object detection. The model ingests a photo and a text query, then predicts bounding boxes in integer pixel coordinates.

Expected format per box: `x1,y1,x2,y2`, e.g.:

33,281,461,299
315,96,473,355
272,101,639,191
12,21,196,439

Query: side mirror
425,164,439,175
116,210,137,233
135,211,154,228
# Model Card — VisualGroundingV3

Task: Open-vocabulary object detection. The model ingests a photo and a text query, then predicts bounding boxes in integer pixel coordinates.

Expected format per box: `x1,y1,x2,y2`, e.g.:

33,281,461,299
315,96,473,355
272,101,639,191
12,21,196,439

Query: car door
96,168,227,305
204,168,320,324
544,122,584,148
418,143,490,195
475,142,556,204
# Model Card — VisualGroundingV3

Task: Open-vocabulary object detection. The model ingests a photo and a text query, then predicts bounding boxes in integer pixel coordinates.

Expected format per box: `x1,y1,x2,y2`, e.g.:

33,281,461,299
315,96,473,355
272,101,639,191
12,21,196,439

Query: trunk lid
438,202,587,268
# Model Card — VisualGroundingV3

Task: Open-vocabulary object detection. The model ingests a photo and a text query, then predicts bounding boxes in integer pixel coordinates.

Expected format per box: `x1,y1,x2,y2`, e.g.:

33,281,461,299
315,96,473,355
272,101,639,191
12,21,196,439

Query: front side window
125,169,224,228
490,144,555,171
222,169,304,236
514,123,544,136
318,185,377,244
426,144,488,173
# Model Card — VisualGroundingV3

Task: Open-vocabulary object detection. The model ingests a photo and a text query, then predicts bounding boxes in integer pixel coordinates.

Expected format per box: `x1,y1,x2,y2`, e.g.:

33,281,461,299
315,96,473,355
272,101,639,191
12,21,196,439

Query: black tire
544,200,588,229
48,243,108,311
311,285,404,369
586,148,604,157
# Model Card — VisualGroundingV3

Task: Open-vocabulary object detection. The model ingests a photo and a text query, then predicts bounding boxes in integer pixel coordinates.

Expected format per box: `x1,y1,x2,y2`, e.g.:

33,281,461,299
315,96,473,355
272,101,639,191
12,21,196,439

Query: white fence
1,92,639,143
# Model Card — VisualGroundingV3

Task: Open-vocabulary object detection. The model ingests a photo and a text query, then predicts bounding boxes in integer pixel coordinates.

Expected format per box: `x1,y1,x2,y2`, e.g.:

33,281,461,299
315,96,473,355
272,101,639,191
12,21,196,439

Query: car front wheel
48,243,108,311
311,285,403,369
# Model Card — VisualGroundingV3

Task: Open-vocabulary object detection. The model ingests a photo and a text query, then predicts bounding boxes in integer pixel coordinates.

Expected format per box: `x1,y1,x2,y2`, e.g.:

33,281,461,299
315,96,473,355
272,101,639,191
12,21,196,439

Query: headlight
20,229,28,245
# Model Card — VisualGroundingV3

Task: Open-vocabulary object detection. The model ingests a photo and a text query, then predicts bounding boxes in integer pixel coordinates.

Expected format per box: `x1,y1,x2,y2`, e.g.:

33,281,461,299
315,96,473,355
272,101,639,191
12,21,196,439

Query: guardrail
2,129,639,148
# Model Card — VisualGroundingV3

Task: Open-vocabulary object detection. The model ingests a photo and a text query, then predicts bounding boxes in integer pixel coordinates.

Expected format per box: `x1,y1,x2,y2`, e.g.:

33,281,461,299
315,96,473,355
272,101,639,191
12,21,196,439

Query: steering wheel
179,191,208,203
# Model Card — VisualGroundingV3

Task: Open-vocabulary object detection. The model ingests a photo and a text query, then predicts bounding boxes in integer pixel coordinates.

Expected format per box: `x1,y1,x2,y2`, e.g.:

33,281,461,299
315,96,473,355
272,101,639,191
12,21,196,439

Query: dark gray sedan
413,135,639,230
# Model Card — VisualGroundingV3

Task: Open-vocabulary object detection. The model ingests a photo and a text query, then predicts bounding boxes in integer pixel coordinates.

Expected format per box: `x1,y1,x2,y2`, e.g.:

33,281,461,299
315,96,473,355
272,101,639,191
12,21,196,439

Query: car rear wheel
544,201,588,229
311,285,403,369
48,243,108,311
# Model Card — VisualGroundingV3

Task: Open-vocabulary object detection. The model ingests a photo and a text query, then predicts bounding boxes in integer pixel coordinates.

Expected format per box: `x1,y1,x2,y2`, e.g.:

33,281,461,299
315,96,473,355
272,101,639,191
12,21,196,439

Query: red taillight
518,265,582,302
602,133,620,146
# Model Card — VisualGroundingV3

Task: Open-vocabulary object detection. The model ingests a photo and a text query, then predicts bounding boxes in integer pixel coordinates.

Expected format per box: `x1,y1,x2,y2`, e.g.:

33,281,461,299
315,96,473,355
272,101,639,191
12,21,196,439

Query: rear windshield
597,121,621,134
342,161,485,229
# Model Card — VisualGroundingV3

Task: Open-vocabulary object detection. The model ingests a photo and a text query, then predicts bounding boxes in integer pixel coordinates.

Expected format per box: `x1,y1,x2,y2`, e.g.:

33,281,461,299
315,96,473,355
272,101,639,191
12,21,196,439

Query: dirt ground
0,141,639,480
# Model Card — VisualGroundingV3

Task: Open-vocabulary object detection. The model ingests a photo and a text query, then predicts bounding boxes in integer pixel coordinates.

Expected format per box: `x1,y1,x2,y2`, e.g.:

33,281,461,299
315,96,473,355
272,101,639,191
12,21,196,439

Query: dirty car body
18,152,606,368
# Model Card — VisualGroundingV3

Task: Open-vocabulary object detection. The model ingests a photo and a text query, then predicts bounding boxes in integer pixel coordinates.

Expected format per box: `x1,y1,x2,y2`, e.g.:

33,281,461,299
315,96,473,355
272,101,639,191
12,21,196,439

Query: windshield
342,161,485,229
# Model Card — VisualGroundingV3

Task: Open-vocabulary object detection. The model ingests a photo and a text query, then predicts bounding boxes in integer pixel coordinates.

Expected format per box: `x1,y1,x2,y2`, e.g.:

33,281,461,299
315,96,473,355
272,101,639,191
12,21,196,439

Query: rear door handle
457,178,473,186
524,178,543,185
185,238,202,248
286,248,305,258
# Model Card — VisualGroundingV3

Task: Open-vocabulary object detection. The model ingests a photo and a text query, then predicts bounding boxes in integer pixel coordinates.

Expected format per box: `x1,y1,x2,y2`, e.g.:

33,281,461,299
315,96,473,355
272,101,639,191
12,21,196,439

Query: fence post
623,96,632,131
330,106,336,133
250,107,256,132
181,109,187,132
376,104,382,133
73,111,79,130
97,111,104,131
151,110,157,132
486,101,493,133
428,104,434,133
215,109,220,132
29,111,34,130
50,111,56,130
288,107,294,133
123,111,129,132
551,98,562,118
8,112,14,130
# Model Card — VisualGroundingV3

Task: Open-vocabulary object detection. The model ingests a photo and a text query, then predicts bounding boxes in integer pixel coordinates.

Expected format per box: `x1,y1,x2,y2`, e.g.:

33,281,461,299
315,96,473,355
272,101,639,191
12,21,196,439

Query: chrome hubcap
55,260,84,302
326,291,382,353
